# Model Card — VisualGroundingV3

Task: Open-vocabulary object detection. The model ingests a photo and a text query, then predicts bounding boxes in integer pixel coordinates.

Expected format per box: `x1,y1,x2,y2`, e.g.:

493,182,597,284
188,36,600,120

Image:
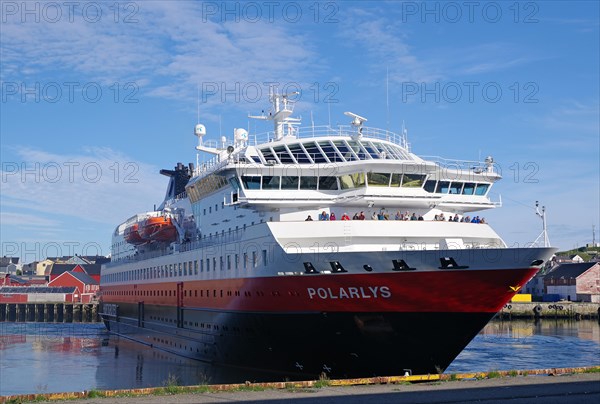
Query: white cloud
0,146,164,225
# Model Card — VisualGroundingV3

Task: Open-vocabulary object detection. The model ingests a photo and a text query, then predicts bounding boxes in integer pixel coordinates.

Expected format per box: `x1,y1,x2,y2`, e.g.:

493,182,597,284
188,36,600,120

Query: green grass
487,371,501,379
508,370,519,377
583,367,600,373
87,389,106,398
449,373,458,381
313,373,331,388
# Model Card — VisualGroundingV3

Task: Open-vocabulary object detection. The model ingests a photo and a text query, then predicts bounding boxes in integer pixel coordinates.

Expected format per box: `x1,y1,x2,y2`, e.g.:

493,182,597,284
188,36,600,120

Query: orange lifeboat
140,216,177,243
124,223,145,245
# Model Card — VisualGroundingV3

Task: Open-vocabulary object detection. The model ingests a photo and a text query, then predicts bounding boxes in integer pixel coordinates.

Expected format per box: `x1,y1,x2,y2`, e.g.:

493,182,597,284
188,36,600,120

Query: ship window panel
333,141,357,161
183,262,187,276
462,183,475,195
318,176,338,190
367,172,391,187
401,174,426,188
371,142,392,159
287,144,310,164
362,142,381,159
273,146,294,164
303,143,327,163
390,173,402,187
241,176,261,190
347,140,368,160
262,175,280,190
229,176,242,192
449,182,462,194
206,259,210,272
260,148,276,162
318,141,341,162
300,176,318,190
435,181,450,193
475,183,490,195
424,180,437,193
213,257,217,271
280,176,299,190
339,172,366,189
262,250,268,267
252,251,257,268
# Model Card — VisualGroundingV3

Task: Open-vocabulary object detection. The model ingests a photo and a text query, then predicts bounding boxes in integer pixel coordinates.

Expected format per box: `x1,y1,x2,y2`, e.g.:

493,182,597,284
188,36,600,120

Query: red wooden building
48,272,99,303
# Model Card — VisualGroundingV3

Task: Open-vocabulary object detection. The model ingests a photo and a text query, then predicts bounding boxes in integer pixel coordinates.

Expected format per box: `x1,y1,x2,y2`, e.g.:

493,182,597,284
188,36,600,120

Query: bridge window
281,176,299,190
424,179,437,193
402,174,426,188
449,182,462,194
391,173,402,187
339,172,366,189
300,176,318,190
262,176,280,190
318,176,338,190
367,172,390,187
241,176,261,190
462,183,475,195
435,181,450,193
475,184,490,195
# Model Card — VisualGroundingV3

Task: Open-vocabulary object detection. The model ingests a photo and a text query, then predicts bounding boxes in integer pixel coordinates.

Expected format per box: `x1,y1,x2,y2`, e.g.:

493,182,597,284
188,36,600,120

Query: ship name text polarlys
307,286,392,300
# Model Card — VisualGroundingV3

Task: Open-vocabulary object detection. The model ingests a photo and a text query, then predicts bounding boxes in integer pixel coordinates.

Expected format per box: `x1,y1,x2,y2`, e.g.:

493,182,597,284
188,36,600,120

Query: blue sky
1,1,599,262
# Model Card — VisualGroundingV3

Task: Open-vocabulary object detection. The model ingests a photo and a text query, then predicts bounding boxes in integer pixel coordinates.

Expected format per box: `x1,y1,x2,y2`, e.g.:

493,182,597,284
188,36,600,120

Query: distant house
0,257,20,274
22,259,54,277
0,274,46,287
48,271,99,303
544,262,600,302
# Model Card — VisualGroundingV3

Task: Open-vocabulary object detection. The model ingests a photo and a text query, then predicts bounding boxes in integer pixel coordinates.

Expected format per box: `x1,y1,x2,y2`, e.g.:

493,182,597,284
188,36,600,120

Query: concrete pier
497,302,600,319
0,303,100,323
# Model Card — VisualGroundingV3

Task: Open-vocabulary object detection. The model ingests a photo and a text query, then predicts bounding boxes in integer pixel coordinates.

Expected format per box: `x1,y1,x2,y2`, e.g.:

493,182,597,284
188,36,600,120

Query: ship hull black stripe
102,302,493,379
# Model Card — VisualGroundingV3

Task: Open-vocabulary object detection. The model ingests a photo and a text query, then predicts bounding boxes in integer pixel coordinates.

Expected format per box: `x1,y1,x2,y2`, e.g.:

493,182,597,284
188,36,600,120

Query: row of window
239,172,491,194
102,250,269,283
260,139,411,165
104,288,281,299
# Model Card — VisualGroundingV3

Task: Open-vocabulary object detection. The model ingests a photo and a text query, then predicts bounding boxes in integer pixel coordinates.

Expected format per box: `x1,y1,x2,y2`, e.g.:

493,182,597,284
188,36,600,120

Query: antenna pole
533,201,550,247
386,66,390,132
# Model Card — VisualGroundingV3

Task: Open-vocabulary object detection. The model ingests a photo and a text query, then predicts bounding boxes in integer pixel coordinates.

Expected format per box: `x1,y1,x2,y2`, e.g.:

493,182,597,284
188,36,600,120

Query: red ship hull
100,266,538,378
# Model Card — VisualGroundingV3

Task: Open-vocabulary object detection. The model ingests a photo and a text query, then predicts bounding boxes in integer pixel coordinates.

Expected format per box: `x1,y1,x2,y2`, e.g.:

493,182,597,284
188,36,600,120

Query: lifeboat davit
140,216,177,243
124,223,145,245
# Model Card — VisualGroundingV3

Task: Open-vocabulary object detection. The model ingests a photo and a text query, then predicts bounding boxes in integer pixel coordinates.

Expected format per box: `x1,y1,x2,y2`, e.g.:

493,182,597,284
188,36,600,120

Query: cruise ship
100,92,555,379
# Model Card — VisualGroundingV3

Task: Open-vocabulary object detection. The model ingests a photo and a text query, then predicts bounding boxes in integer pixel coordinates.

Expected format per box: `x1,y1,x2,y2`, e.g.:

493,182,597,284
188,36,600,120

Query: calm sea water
1,319,599,396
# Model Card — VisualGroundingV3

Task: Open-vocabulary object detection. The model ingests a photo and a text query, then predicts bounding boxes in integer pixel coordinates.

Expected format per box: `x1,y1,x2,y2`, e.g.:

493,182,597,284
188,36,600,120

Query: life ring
548,304,555,309
534,305,542,313
558,305,564,310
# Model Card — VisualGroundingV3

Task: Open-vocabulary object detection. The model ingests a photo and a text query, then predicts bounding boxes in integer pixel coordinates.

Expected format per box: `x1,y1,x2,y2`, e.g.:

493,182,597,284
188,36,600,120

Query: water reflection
1,320,599,396
447,319,600,373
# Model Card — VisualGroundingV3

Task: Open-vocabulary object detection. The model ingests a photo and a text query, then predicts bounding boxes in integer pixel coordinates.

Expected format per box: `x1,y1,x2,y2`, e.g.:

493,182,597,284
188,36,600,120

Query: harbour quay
0,302,99,323
497,301,600,319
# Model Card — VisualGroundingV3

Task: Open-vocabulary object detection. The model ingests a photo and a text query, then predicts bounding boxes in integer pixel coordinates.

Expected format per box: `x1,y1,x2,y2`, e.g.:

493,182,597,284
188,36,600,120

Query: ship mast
249,88,301,140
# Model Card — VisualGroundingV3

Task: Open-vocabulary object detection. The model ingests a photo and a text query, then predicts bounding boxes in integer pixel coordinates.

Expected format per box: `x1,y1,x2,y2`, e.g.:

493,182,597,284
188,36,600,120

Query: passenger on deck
371,212,377,220
418,215,424,221
352,213,360,220
305,215,313,221
480,217,486,224
410,213,417,220
395,211,402,220
341,213,351,220
330,212,337,221
453,214,460,222
358,211,366,220
319,211,329,221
